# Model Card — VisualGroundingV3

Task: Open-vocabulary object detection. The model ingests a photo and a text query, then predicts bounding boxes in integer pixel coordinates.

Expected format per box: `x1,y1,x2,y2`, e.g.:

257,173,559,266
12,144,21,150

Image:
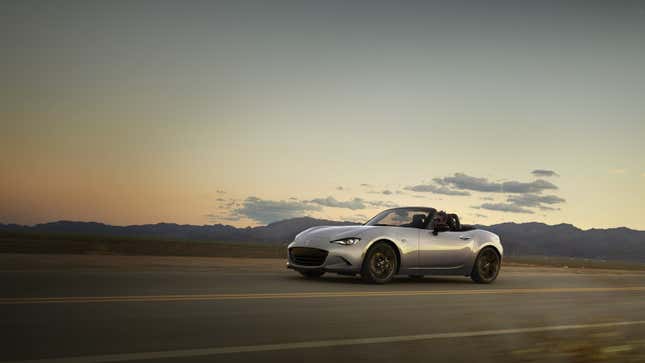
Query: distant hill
483,222,645,262
1,218,644,262
0,217,356,245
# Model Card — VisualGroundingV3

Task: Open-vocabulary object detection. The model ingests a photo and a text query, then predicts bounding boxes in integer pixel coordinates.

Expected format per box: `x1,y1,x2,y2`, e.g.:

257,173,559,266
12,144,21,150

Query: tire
471,247,501,284
361,242,398,284
299,270,325,279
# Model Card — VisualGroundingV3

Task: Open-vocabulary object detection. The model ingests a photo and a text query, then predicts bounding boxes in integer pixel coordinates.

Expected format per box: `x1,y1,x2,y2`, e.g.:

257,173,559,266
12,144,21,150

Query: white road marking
6,320,645,363
3,286,645,304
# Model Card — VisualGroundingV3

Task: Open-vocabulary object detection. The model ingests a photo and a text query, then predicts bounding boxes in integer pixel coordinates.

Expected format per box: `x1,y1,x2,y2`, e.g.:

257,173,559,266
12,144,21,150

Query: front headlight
330,237,360,245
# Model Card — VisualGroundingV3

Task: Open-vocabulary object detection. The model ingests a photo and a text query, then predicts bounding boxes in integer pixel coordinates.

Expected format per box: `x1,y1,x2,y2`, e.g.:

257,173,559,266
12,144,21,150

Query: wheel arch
470,244,503,283
465,242,503,277
363,238,402,274
478,243,502,260
471,243,502,270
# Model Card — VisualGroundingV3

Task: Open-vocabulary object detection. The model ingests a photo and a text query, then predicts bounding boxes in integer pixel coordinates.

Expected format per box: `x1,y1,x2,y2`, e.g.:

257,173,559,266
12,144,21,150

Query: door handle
459,236,471,240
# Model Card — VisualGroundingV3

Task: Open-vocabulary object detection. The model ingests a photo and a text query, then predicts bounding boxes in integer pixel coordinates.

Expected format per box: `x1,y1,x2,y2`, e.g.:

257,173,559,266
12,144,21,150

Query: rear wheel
361,242,398,284
299,270,325,279
471,247,501,283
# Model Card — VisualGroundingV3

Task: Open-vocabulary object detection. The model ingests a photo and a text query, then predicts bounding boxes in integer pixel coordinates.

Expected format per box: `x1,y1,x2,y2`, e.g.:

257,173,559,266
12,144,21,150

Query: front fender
359,229,419,273
464,231,503,274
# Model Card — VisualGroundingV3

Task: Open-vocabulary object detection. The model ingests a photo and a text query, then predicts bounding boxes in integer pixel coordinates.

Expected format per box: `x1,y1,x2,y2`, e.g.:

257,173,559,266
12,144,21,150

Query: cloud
205,214,242,223
435,173,557,194
538,205,561,211
234,196,322,224
231,195,398,224
479,203,535,214
217,199,238,209
507,194,565,208
216,190,226,194
610,169,627,174
404,184,470,196
367,200,399,208
440,172,565,214
216,198,226,202
474,213,488,218
359,183,373,188
308,196,398,210
336,186,344,191
308,196,367,210
369,189,395,195
473,193,564,215
531,169,559,177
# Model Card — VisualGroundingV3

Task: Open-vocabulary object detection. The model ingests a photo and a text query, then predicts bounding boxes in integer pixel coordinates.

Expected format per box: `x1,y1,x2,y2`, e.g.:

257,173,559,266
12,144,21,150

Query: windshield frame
363,207,436,228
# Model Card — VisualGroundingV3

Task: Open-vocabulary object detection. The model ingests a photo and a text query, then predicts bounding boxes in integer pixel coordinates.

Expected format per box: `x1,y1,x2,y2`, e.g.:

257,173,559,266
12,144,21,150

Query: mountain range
1,218,644,262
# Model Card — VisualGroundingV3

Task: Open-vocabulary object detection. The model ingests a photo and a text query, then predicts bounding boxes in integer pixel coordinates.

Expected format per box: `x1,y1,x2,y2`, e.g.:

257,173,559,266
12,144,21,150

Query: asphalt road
2,256,645,363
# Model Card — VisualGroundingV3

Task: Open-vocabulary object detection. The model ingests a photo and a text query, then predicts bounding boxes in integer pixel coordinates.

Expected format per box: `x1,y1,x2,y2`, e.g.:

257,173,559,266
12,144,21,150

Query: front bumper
286,244,362,274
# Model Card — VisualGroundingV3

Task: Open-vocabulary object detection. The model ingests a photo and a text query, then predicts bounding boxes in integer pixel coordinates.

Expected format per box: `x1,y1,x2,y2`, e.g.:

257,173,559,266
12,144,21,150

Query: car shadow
285,274,473,285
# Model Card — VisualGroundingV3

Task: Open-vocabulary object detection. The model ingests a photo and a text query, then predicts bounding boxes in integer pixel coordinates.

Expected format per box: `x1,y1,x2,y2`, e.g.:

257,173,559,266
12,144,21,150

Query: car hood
295,225,372,243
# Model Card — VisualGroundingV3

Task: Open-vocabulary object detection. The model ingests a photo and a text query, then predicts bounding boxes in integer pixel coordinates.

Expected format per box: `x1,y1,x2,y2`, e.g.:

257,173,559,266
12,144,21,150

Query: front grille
289,247,328,266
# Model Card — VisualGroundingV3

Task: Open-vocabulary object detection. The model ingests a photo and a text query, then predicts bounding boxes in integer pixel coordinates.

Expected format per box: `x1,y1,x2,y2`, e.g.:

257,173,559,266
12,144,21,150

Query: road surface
2,254,645,363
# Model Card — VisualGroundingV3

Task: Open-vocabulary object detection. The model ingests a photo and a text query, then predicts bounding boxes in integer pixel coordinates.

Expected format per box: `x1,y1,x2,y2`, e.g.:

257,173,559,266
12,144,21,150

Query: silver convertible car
287,207,503,284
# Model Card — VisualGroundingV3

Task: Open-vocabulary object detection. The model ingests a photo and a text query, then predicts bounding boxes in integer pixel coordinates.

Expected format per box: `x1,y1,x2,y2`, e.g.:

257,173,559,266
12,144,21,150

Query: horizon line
1,218,643,233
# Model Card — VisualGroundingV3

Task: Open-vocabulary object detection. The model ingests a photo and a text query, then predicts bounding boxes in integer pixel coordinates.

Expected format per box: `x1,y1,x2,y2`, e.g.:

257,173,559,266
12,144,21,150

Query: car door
384,226,421,270
418,228,474,269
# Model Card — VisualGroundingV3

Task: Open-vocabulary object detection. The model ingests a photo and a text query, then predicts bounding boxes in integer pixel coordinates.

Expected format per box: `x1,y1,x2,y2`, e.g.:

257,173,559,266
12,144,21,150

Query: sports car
287,207,503,284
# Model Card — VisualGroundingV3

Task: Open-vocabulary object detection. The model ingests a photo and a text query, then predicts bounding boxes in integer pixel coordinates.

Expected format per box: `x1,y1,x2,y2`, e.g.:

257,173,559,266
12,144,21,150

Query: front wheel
361,242,398,284
471,247,501,284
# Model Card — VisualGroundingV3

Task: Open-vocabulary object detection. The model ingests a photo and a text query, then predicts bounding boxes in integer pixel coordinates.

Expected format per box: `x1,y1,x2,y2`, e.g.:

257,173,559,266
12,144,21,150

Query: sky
1,0,644,229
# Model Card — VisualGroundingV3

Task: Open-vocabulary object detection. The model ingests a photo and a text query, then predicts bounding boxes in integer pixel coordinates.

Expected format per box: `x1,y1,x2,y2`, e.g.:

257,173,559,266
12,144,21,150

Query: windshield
364,208,435,228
